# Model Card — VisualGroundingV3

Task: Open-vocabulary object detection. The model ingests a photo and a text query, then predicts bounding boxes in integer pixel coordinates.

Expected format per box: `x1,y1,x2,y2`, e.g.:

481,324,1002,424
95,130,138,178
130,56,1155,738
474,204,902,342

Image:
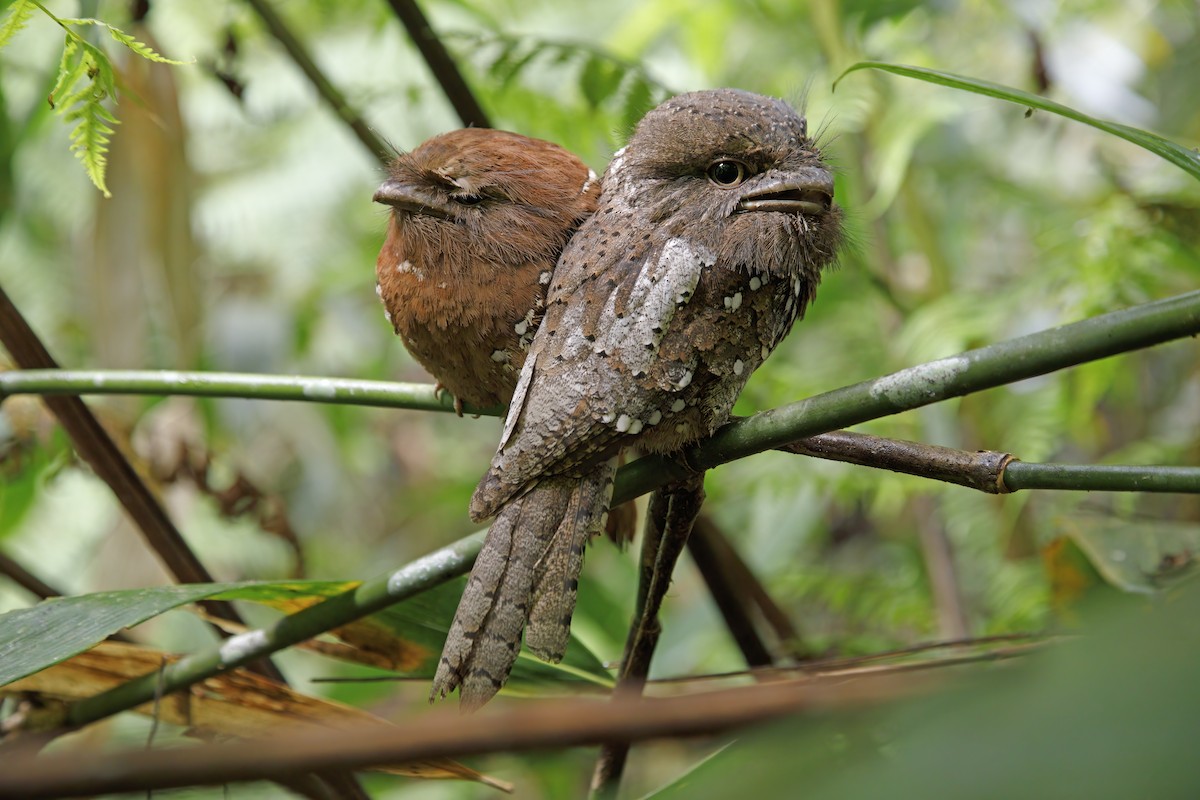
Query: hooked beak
737,166,834,216
373,179,453,220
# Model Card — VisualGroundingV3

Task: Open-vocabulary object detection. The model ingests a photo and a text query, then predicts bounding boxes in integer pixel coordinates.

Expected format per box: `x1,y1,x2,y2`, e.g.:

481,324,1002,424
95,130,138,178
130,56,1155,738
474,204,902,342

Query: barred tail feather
431,482,568,710
525,460,616,661
431,468,611,710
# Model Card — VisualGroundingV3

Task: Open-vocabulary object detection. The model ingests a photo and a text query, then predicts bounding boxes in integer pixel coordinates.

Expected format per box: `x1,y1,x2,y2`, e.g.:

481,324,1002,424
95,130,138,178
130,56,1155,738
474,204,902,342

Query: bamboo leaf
0,583,245,687
0,579,610,691
834,62,1200,181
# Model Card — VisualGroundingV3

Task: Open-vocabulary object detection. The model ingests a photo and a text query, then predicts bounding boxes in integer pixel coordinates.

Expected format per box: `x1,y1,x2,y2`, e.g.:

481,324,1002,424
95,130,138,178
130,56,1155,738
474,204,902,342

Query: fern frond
64,87,118,198
0,0,35,49
59,17,190,64
47,34,83,108
12,4,187,195
46,36,119,197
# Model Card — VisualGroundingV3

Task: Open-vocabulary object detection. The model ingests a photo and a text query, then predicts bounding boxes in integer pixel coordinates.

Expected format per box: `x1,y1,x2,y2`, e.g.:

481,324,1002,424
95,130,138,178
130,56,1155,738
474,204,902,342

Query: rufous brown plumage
374,128,600,411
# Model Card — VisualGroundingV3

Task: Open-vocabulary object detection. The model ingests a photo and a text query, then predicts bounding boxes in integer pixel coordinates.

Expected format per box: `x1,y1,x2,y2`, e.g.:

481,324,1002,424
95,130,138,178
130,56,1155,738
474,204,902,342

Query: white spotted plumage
440,89,843,710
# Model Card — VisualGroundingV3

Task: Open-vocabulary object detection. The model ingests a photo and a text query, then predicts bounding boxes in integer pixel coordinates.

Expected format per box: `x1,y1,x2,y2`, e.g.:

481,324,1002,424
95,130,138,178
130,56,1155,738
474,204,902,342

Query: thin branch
241,0,392,163
685,517,777,668
592,477,705,799
786,433,1200,494
3,370,1198,497
7,671,922,799
616,288,1200,500
0,552,63,600
1001,462,1200,493
648,632,1050,684
381,0,490,128
781,430,1014,492
0,369,493,413
6,289,1199,497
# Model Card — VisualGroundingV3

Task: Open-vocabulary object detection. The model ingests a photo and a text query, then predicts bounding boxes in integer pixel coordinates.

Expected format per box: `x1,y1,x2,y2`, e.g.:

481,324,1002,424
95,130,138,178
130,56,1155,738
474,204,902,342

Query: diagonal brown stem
687,514,813,666
0,285,267,651
380,0,491,128
591,475,706,799
0,551,63,600
686,516,774,668
242,0,392,162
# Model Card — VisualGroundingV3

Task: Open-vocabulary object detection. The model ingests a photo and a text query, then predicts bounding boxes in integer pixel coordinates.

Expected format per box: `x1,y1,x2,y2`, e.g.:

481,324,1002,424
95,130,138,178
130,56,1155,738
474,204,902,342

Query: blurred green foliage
0,0,1197,796
651,579,1200,800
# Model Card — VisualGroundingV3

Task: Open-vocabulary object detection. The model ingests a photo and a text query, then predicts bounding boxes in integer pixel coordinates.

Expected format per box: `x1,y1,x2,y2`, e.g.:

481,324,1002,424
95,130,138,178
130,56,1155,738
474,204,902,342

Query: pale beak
737,167,834,215
373,179,453,220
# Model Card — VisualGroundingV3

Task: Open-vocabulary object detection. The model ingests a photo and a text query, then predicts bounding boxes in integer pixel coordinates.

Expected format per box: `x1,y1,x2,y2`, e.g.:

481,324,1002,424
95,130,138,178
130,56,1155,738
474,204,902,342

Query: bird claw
669,444,704,475
434,383,465,417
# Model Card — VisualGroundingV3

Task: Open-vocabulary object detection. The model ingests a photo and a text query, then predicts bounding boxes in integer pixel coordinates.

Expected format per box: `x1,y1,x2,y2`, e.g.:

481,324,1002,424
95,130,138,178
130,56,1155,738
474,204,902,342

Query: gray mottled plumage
432,89,844,709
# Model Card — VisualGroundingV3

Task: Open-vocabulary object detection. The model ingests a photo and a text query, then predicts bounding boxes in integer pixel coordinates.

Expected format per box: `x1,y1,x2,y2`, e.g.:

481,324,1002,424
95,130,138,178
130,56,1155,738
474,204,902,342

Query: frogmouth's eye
706,160,748,187
452,193,485,206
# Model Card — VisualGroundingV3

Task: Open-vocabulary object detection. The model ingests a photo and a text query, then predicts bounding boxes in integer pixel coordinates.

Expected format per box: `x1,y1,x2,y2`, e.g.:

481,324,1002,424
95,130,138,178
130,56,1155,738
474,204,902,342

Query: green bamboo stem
615,289,1200,500
47,290,1200,730
1002,463,1200,493
3,291,1199,500
5,371,1197,495
64,532,484,728
0,369,501,416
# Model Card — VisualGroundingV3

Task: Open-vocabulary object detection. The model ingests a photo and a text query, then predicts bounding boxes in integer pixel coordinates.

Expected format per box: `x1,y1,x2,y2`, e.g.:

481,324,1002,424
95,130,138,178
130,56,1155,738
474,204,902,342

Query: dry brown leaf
2,640,510,792
218,597,431,672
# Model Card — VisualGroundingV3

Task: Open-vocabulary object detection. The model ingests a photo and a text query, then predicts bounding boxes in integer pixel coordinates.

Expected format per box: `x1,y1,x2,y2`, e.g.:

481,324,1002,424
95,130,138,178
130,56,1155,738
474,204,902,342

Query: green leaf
103,22,190,65
834,61,1200,182
488,40,546,92
0,0,34,49
648,585,1200,799
621,75,655,136
1065,515,1200,594
579,54,623,109
42,33,120,196
0,580,611,692
0,583,247,687
24,7,189,197
483,37,520,81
